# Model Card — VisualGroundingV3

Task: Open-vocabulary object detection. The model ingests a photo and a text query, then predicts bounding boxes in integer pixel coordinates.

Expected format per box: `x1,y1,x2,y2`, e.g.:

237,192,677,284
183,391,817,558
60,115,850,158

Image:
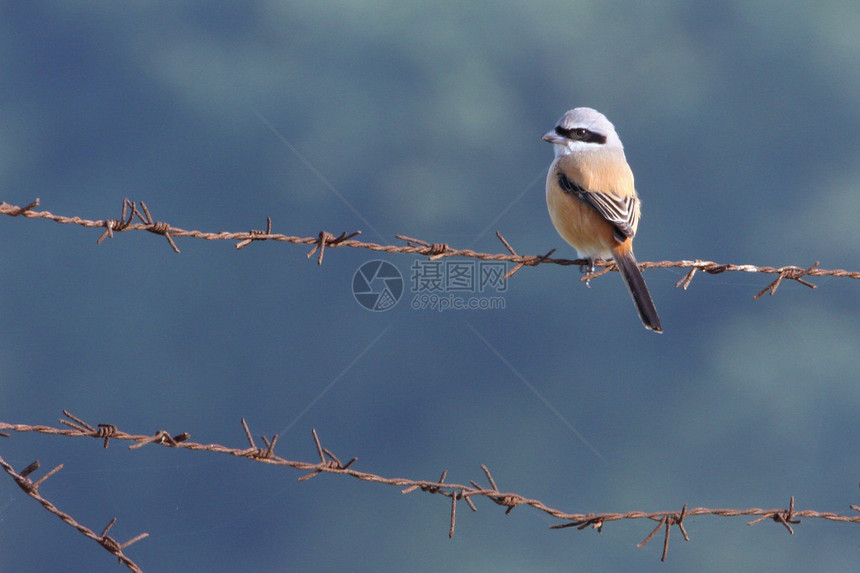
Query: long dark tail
613,251,662,333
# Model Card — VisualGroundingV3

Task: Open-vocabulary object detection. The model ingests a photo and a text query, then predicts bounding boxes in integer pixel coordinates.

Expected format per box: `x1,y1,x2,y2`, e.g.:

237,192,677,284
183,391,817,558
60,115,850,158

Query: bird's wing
557,172,639,242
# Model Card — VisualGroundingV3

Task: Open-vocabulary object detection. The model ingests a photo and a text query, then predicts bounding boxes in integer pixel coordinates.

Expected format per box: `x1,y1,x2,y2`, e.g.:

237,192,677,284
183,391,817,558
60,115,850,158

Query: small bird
542,107,662,333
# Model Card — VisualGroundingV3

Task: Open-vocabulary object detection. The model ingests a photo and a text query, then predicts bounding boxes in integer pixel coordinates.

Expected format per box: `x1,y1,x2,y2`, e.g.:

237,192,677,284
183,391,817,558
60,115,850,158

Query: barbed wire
3,198,859,298
0,449,148,572
2,412,859,564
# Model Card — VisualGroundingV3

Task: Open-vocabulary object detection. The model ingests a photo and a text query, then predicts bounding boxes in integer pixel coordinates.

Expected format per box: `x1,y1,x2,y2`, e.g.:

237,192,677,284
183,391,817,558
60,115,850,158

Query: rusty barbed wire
3,199,859,298
2,412,859,564
0,450,148,572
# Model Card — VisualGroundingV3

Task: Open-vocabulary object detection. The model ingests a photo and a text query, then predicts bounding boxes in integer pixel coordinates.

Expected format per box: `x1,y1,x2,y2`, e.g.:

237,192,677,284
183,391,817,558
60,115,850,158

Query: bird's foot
579,258,595,288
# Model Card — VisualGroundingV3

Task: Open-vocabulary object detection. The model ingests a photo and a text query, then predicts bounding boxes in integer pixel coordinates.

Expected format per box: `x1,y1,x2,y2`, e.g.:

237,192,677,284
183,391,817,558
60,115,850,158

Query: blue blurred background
1,2,859,571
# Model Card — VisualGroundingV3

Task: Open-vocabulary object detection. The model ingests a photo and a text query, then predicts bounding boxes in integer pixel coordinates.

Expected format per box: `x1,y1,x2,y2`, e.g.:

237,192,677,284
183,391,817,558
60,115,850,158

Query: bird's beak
542,130,565,145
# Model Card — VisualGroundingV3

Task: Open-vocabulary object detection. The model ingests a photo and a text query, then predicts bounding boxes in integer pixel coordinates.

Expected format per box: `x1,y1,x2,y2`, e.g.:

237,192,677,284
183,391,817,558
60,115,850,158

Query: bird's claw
579,259,595,288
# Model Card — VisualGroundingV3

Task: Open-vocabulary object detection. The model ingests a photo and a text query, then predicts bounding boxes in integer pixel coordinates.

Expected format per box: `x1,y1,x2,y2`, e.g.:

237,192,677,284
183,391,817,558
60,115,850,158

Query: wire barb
7,198,41,215
747,496,801,534
753,262,819,300
396,234,451,259
136,200,180,253
236,216,273,249
306,230,362,265
635,504,688,562
675,266,698,289
298,429,357,481
97,198,136,244
496,231,558,280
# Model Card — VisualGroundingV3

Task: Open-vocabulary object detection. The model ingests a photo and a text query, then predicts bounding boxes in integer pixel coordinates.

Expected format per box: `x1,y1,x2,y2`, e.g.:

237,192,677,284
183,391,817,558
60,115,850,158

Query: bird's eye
574,128,588,139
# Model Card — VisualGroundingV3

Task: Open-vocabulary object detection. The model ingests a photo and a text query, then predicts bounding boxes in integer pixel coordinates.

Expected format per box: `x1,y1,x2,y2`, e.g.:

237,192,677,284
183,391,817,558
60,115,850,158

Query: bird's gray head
541,107,623,157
